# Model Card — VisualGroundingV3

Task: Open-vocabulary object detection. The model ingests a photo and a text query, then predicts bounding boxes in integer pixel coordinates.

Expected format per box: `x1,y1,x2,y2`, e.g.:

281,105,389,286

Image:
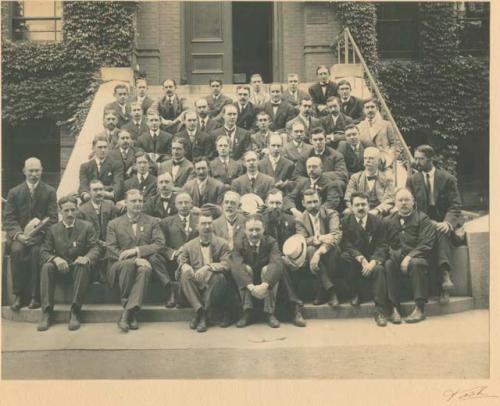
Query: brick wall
281,2,305,81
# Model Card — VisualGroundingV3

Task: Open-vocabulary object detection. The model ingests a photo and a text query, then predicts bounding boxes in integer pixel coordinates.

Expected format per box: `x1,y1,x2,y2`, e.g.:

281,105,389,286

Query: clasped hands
53,256,90,273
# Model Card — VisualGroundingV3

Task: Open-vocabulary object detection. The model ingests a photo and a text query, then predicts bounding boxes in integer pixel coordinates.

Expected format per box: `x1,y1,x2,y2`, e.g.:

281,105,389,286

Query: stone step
2,296,474,324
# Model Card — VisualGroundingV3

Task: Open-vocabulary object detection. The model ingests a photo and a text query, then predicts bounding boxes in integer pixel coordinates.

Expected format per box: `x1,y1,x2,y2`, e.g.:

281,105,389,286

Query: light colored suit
158,158,194,188
183,176,225,207
344,170,395,215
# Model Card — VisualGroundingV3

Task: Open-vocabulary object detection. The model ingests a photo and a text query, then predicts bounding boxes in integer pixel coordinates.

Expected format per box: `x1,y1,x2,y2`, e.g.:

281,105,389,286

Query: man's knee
408,257,428,273
371,264,384,277
137,266,152,277
41,262,56,275
180,265,195,281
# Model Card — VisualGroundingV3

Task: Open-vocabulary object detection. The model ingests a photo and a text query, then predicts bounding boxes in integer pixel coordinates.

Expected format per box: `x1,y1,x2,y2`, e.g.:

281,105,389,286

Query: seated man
321,96,353,148
129,78,154,114
337,79,365,123
231,151,275,201
249,73,271,108
135,109,173,163
157,78,186,133
282,121,313,164
123,150,157,200
295,189,342,307
177,208,232,332
38,195,99,331
97,110,121,147
258,133,295,192
204,78,233,120
308,65,338,117
121,101,149,141
104,83,131,128
79,135,124,202
184,157,225,207
158,137,194,188
209,135,245,188
231,214,284,328
283,73,309,110
107,130,136,179
285,97,323,139
384,188,436,324
337,124,365,176
344,147,395,217
106,189,167,332
213,191,247,250
175,110,215,161
260,83,297,131
340,192,389,327
4,157,58,310
143,172,178,219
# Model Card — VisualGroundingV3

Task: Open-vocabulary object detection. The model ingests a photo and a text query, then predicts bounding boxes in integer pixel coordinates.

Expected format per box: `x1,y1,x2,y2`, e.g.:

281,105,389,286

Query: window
12,1,62,42
457,2,489,56
377,3,420,59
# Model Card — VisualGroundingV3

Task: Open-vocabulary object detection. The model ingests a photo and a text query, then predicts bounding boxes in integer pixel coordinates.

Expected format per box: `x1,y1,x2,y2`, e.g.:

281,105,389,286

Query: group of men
3,65,463,333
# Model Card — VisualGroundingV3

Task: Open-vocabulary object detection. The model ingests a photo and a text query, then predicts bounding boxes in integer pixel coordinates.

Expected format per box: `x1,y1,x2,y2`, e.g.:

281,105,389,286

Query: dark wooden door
185,2,233,85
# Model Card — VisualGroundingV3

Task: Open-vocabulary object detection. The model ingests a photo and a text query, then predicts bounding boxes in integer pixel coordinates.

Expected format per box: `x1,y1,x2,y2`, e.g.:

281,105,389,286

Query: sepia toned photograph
0,0,491,386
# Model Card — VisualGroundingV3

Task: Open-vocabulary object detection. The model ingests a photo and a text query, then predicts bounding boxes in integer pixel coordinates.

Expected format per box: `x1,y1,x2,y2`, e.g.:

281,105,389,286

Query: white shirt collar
197,178,208,187
62,220,76,228
90,201,101,210
247,172,258,180
137,172,149,181
26,181,39,191
423,166,436,177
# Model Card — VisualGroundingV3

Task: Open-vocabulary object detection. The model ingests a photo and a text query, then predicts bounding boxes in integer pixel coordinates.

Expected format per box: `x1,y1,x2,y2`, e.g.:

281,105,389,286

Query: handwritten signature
444,386,499,402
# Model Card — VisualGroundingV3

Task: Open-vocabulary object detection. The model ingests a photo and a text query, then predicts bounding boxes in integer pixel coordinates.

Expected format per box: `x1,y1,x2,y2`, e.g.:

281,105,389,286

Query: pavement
1,309,489,379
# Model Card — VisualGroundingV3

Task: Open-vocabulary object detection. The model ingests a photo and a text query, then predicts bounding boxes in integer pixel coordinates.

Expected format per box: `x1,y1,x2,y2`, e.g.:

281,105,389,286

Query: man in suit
337,124,365,176
157,78,186,134
121,102,149,141
231,214,284,328
106,189,167,332
250,111,273,158
104,83,131,128
107,130,136,179
282,121,313,164
340,192,389,326
234,85,258,130
406,145,463,304
285,97,323,139
129,78,154,114
183,158,225,207
285,157,344,214
262,189,306,327
77,179,120,283
4,157,58,310
283,73,309,110
135,109,173,161
177,208,233,332
205,78,233,119
308,65,338,117
249,73,271,108
384,188,436,324
338,79,365,123
143,172,178,219
212,191,247,250
175,110,215,161
258,133,295,192
261,83,297,131
209,135,245,188
97,110,121,148
296,189,342,306
344,147,395,216
321,96,353,148
231,151,275,201
79,135,124,202
194,98,222,133
37,195,100,331
211,104,252,161
158,137,194,188
123,151,157,200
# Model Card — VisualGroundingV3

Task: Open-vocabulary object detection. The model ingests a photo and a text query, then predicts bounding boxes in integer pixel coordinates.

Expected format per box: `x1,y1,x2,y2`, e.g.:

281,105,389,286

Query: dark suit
209,157,244,187
308,81,338,115
285,115,324,139
282,141,314,164
158,158,194,188
235,102,258,130
39,219,99,311
157,94,186,132
135,130,173,157
199,117,221,133
205,94,233,118
129,95,154,114
258,155,295,187
211,126,252,161
183,177,225,207
345,170,395,215
3,181,58,300
384,211,436,307
337,141,364,176
294,146,349,186
121,118,149,141
321,113,353,147
104,101,131,128
175,129,216,161
143,193,178,219
79,156,124,201
340,96,365,123
212,213,247,250
261,100,297,131
231,172,275,201
123,174,157,200
107,147,136,179
97,129,121,148
284,175,344,212
106,213,167,310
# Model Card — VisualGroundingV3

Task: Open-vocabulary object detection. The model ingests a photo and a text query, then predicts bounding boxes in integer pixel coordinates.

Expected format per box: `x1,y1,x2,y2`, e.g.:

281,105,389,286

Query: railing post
344,29,348,64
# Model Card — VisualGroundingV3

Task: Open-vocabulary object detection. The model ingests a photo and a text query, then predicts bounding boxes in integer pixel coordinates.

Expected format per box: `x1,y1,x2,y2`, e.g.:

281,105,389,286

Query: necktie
65,226,74,240
121,149,127,160
426,173,435,206
223,159,228,173
250,177,256,192
96,161,102,176
201,120,206,131
96,207,103,238
358,218,365,230
139,175,145,187
29,185,35,200
366,175,377,181
182,217,188,234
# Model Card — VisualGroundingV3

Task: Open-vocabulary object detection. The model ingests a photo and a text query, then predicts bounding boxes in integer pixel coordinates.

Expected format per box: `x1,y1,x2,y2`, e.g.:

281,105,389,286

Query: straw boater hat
240,193,264,215
282,234,307,268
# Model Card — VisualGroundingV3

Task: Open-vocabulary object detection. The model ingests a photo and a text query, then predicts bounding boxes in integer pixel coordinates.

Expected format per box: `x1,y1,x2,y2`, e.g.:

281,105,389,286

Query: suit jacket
231,172,275,201
284,175,344,212
337,141,364,175
136,130,173,156
209,157,245,186
157,94,186,121
282,88,309,109
249,91,271,109
143,193,178,219
159,213,199,260
77,199,120,242
124,173,158,200
129,95,154,114
179,236,231,273
308,81,338,110
212,213,247,247
262,211,296,250
96,129,121,148
357,114,396,151
183,177,225,207
211,126,252,161
121,118,149,141
40,219,100,265
340,96,365,123
282,141,314,164
384,210,436,260
260,100,297,131
175,129,216,161
406,169,463,227
341,213,387,263
295,146,349,186
258,155,295,183
295,207,342,252
321,112,353,145
79,156,124,200
285,115,324,138
158,158,194,188
104,101,131,128
199,117,221,134
107,147,136,179
3,181,58,242
345,170,395,215
205,94,233,119
234,102,258,130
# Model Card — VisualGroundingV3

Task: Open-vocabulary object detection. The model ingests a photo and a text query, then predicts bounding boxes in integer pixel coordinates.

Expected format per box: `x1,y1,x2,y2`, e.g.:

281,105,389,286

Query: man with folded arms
38,195,99,331
212,191,247,250
107,130,136,179
177,208,232,332
183,157,225,207
209,135,245,189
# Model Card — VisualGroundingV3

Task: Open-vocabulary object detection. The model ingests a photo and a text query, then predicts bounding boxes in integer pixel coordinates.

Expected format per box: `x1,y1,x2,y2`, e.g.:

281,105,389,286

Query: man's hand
362,260,377,277
161,118,174,126
135,258,152,270
282,255,299,271
317,104,327,112
194,265,212,285
81,192,91,202
274,180,285,189
119,248,138,261
102,191,114,200
251,283,269,300
290,208,302,219
53,257,69,273
310,252,321,273
74,256,90,265
318,234,335,245
16,233,33,246
115,200,126,211
369,208,380,216
343,207,352,215
436,221,452,234
400,256,412,274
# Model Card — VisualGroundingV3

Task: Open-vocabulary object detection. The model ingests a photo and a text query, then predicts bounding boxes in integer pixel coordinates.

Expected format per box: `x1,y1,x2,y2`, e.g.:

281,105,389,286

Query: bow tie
272,102,281,107
200,241,211,247
366,175,377,181
130,220,138,225
161,197,170,202
320,83,328,87
173,160,182,166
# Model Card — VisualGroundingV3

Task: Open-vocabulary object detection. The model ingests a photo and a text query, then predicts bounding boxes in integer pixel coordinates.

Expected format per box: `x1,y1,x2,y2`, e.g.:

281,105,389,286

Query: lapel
303,211,314,236
319,208,327,234
433,169,444,202
122,215,137,243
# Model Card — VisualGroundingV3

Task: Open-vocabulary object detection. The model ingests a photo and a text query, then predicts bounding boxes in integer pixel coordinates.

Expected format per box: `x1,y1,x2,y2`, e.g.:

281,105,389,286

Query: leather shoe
219,312,232,328
374,313,388,327
327,291,340,307
165,287,176,308
37,310,51,332
350,295,360,307
236,310,252,328
68,309,81,331
388,308,402,324
129,312,139,330
267,314,280,328
439,290,450,305
28,298,41,309
405,307,426,324
117,310,130,332
293,306,306,327
313,289,325,306
197,313,208,333
189,311,201,330
442,270,454,290
10,295,22,311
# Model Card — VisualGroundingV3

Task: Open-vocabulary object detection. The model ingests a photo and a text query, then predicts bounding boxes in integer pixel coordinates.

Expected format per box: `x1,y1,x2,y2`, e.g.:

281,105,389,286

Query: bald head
23,157,43,184
364,147,381,172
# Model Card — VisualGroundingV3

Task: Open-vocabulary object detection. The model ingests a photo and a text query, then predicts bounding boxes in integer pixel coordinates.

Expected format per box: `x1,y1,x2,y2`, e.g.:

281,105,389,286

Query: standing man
104,83,131,128
209,135,245,188
158,137,194,188
4,157,58,310
211,105,252,161
130,78,154,114
123,151,157,200
282,121,313,164
175,110,215,161
308,65,338,117
143,172,178,219
205,78,233,119
338,79,365,123
321,96,353,148
177,208,233,332
213,191,247,250
384,188,436,324
337,124,365,176
234,85,258,130
157,78,186,133
37,195,99,331
231,151,275,201
258,133,295,192
231,214,284,328
283,73,309,109
406,145,463,303
135,109,173,160
249,73,271,108
107,130,136,179
122,102,149,141
194,98,222,133
183,158,225,207
261,83,297,131
106,189,167,332
340,192,389,326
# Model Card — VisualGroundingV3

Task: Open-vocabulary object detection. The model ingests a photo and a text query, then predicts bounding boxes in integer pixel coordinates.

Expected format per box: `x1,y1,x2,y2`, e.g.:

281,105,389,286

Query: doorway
232,2,273,83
